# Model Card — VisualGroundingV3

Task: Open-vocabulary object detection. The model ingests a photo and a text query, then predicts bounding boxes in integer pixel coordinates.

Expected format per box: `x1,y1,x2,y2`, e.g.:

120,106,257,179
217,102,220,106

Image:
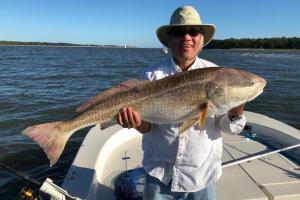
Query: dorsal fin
76,79,150,113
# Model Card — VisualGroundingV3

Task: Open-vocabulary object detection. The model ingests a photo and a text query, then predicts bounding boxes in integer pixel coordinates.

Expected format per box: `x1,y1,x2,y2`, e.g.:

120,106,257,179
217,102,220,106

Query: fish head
205,68,267,114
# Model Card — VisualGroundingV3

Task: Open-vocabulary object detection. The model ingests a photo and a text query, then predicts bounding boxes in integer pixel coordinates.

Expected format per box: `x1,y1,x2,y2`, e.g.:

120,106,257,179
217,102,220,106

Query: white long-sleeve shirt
139,57,246,192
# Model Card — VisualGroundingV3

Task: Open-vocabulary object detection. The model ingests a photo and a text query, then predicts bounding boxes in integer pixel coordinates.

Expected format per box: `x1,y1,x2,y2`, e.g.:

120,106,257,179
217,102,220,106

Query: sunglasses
170,27,201,37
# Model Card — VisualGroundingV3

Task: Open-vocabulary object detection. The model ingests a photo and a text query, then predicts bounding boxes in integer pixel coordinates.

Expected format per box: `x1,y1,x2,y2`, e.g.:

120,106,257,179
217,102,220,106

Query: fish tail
22,121,73,167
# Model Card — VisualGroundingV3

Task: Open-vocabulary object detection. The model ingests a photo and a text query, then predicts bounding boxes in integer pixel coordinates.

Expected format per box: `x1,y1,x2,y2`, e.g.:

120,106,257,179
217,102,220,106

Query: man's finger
132,111,142,127
117,113,123,126
121,107,130,128
127,107,136,128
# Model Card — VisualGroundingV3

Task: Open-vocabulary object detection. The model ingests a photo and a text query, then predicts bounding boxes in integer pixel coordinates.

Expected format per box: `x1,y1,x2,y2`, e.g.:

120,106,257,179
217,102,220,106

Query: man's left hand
228,103,245,118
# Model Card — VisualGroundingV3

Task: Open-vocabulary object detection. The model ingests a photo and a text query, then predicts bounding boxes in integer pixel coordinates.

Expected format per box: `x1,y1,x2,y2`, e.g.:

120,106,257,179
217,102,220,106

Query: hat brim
156,24,216,48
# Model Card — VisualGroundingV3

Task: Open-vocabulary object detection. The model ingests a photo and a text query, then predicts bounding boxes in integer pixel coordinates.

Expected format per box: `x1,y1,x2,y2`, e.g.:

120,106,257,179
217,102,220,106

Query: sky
1,0,299,48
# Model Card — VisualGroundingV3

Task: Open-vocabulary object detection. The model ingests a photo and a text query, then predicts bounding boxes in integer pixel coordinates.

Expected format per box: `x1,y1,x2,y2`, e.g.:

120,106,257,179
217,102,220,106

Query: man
118,6,246,200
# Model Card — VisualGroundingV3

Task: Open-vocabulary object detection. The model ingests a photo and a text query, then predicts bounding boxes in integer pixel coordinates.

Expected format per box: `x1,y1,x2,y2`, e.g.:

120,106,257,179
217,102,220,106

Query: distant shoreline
0,44,132,48
206,37,300,50
1,37,299,49
0,45,299,51
0,41,135,48
217,48,300,51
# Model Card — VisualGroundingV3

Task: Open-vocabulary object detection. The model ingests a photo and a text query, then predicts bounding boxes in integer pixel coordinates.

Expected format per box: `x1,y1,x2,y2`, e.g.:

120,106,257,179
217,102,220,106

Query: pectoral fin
179,118,198,134
198,103,208,129
179,103,209,134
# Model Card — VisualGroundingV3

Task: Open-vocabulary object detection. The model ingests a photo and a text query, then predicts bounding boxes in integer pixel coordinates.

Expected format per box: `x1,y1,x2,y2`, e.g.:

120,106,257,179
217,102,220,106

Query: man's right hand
117,107,151,133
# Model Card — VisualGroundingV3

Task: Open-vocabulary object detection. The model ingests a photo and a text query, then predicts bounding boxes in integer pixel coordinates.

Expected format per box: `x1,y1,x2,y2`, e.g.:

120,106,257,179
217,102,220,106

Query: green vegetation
0,41,84,46
1,37,299,49
0,41,131,48
206,37,300,49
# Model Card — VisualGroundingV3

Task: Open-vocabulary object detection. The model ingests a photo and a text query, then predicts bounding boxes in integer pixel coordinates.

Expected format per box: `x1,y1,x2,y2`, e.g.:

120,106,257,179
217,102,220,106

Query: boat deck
219,133,300,200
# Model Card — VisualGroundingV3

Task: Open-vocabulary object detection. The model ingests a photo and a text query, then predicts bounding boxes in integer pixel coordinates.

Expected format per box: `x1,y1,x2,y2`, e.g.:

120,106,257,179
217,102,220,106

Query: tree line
1,37,300,49
206,37,300,49
0,41,132,48
0,41,82,46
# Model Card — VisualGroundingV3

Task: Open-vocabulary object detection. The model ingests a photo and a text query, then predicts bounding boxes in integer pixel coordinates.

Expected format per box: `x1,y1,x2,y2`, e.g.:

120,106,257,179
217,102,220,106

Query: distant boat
162,47,168,54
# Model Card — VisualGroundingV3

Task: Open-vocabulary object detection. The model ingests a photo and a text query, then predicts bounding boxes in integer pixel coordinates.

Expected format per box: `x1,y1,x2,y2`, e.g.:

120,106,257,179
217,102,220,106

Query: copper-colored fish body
23,67,267,166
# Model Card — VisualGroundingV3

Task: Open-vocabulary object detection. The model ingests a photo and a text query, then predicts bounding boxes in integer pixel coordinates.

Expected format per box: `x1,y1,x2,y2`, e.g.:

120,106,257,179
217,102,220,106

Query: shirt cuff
218,114,247,135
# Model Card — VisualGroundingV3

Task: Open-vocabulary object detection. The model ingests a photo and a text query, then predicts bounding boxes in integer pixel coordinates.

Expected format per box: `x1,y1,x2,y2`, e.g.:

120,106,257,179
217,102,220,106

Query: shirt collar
170,56,199,73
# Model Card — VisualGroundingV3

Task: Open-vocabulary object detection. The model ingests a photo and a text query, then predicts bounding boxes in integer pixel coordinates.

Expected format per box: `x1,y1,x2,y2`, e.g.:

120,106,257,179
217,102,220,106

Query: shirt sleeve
216,114,246,135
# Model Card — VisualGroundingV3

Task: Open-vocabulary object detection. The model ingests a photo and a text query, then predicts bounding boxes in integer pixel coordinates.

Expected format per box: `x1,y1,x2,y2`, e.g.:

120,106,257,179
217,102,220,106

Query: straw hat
156,6,216,48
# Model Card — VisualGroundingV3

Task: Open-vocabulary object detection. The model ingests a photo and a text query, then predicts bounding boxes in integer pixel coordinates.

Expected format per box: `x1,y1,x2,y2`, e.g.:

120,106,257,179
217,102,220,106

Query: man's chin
178,54,194,61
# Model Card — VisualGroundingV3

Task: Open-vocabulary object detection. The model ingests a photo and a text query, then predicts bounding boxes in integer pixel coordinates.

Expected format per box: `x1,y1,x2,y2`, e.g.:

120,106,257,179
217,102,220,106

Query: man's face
169,26,204,63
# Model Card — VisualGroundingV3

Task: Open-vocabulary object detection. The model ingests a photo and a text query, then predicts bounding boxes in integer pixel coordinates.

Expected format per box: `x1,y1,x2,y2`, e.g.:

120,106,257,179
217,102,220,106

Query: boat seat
219,133,300,200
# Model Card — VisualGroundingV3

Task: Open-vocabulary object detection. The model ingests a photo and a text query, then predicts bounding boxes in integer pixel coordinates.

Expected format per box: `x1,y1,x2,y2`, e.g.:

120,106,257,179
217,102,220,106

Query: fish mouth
247,89,263,102
247,77,266,102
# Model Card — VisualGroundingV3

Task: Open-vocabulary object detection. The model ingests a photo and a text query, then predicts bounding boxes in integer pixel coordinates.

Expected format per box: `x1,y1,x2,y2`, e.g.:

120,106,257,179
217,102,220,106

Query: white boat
57,111,300,200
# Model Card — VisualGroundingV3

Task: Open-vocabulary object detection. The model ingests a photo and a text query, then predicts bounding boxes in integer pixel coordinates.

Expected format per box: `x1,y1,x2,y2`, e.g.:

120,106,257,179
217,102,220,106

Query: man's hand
118,107,142,128
228,103,245,120
118,107,151,133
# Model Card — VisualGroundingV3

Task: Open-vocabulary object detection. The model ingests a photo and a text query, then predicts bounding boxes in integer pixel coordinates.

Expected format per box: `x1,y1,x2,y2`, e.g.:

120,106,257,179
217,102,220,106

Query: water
0,47,299,199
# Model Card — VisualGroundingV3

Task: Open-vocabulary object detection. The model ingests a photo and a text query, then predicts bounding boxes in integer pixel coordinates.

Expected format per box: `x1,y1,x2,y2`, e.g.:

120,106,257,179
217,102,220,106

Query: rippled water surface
0,46,299,199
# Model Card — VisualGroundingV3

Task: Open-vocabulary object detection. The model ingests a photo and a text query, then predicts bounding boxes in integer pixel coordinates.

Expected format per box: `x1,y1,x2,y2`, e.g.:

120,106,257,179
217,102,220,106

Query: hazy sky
1,0,299,47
